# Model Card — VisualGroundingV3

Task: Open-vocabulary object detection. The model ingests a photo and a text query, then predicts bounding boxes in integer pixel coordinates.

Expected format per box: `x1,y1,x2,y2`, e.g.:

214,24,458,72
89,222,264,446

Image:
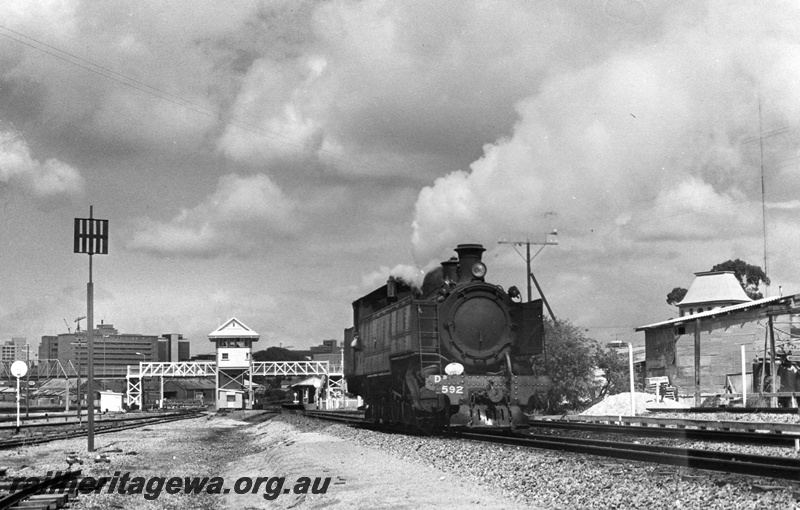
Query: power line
0,24,363,170
498,230,558,309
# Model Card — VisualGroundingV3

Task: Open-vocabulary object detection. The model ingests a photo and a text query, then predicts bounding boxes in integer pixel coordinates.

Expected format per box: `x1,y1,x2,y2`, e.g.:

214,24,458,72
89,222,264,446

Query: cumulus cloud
128,173,298,257
0,1,255,155
216,56,327,163
626,177,757,242
0,130,84,200
411,2,800,262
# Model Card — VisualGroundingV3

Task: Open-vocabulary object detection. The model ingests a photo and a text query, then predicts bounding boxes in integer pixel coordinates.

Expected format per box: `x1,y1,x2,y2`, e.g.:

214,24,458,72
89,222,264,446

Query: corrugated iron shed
637,295,790,331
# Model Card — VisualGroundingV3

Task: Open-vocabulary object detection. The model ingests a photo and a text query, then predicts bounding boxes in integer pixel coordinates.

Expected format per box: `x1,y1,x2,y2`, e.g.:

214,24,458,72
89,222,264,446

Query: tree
666,287,688,306
252,347,307,362
251,347,308,392
529,319,628,413
710,259,770,300
666,259,770,305
593,347,630,401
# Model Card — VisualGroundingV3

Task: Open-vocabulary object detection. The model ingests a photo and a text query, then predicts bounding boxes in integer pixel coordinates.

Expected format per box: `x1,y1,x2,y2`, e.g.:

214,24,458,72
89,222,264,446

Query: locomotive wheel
379,397,390,424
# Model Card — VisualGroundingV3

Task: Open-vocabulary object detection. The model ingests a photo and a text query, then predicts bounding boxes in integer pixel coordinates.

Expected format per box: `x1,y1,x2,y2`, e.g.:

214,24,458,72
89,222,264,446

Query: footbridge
126,361,342,408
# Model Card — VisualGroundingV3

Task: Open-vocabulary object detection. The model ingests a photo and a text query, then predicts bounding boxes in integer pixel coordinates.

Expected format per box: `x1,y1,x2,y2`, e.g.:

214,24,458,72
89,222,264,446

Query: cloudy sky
2,0,799,356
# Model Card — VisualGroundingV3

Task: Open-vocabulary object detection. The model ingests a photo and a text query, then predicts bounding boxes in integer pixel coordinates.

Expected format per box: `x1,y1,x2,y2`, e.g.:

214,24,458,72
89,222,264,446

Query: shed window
221,353,229,360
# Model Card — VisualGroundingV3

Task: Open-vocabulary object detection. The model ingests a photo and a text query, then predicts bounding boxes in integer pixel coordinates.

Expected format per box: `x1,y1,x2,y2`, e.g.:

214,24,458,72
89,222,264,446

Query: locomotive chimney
441,257,458,284
454,243,486,284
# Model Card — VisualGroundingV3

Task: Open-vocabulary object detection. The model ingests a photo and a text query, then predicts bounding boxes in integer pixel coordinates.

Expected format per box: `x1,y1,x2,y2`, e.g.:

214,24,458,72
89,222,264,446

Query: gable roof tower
678,271,751,317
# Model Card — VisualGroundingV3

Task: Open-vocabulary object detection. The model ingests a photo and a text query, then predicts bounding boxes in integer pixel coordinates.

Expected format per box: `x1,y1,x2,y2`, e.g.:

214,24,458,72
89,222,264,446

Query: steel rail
0,410,204,449
301,410,800,480
526,419,800,445
649,407,800,415
448,430,800,481
0,469,81,510
0,408,205,431
303,410,366,424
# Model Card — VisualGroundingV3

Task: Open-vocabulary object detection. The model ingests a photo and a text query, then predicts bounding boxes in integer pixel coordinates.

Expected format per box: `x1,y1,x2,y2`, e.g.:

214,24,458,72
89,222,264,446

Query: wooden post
768,315,777,408
694,318,701,407
760,328,768,394
741,344,747,407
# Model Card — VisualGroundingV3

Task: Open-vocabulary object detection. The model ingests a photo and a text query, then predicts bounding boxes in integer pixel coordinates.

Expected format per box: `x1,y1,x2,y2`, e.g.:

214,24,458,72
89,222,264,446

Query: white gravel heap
582,392,691,416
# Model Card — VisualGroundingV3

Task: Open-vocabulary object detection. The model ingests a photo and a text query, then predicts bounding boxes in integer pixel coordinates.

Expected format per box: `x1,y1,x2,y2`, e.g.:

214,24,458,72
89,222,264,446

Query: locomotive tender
344,243,550,429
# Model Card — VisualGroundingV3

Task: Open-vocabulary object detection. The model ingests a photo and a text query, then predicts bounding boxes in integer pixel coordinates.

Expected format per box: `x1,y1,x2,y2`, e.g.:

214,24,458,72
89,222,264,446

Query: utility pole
499,230,558,321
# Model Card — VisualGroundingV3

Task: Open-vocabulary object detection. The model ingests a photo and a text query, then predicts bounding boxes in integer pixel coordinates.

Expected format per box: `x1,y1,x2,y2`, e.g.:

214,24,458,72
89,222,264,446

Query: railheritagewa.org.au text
12,472,332,501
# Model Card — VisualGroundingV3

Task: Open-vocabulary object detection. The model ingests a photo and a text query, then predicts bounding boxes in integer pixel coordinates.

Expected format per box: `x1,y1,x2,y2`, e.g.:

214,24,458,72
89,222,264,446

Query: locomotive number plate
439,385,464,395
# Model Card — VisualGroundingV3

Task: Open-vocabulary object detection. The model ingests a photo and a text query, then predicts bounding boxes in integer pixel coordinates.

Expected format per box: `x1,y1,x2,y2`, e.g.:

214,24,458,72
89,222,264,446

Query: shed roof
679,271,751,306
637,294,791,331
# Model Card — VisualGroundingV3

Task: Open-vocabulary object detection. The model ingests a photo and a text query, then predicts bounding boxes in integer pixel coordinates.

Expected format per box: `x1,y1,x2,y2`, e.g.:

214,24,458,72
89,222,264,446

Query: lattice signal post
74,206,108,452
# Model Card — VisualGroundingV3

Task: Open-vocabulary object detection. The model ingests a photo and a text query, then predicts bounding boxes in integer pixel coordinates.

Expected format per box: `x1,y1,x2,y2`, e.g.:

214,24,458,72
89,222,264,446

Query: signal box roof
208,317,260,341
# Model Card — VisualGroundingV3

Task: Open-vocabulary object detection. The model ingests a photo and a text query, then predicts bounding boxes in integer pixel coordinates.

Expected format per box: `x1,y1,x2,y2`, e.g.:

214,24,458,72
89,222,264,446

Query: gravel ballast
279,412,800,510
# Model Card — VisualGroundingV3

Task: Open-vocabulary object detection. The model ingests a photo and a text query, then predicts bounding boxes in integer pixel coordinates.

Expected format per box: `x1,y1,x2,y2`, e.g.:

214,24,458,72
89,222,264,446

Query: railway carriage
344,243,550,429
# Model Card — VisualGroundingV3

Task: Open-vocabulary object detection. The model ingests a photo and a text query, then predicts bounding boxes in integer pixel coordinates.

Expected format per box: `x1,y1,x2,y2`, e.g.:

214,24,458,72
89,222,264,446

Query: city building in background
309,339,342,370
159,334,191,362
0,338,28,361
38,322,188,377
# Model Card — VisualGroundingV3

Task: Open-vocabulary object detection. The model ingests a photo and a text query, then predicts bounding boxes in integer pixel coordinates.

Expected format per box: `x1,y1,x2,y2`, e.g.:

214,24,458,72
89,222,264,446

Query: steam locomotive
344,243,550,429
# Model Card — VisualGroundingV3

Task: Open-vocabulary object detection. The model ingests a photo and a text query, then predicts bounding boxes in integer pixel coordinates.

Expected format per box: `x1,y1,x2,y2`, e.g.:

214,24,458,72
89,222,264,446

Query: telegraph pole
498,230,558,318
499,231,559,370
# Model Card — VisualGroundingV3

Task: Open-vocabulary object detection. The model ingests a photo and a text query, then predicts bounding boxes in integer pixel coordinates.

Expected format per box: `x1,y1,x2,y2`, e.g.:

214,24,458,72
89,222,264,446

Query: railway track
0,469,82,510
306,409,800,446
452,429,800,482
303,409,800,481
303,410,367,424
0,409,205,449
528,416,800,446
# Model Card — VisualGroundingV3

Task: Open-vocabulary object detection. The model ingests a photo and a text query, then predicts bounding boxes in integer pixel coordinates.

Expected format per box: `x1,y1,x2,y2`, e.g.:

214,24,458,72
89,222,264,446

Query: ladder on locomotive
417,303,442,374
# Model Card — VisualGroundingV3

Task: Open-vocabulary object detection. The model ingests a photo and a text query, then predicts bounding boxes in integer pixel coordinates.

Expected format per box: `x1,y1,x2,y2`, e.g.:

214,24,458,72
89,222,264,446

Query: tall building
0,337,28,361
158,333,191,362
309,339,343,369
39,323,163,377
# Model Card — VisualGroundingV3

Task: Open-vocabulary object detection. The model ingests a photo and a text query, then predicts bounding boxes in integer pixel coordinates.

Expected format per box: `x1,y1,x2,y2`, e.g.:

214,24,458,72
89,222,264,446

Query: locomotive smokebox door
439,284,512,366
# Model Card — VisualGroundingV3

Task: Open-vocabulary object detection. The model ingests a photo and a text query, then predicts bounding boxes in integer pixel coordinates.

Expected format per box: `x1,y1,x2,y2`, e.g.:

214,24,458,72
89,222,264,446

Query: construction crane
74,316,86,332
63,319,72,334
